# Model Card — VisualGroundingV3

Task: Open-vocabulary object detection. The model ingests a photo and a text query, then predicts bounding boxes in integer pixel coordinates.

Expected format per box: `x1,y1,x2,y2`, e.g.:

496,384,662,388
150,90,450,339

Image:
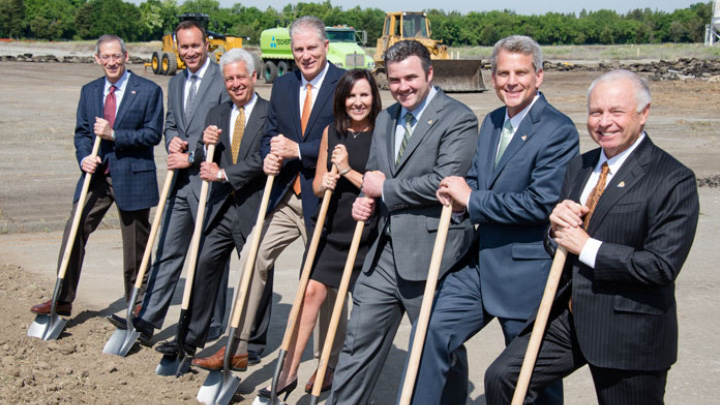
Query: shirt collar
233,92,257,114
401,86,438,122
504,92,540,131
301,61,330,90
104,70,130,92
598,132,646,174
187,57,211,80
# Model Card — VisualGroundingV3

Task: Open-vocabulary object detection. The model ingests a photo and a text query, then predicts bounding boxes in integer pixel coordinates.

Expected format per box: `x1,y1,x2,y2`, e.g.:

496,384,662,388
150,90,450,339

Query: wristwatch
187,151,195,165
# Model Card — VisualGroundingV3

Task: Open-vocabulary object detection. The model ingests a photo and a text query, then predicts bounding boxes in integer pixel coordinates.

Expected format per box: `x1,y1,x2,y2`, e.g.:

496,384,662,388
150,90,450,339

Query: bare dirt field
1,60,719,404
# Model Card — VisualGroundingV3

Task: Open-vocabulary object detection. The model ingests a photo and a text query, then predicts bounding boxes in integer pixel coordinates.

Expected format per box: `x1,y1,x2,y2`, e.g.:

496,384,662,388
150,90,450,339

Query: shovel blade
250,395,288,405
197,370,224,404
103,328,140,356
215,372,242,405
27,313,67,340
156,353,191,376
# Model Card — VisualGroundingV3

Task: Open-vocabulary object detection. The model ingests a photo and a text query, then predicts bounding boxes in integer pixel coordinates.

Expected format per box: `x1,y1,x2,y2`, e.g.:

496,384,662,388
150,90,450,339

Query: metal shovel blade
27,313,67,341
250,395,288,405
103,327,140,356
197,370,241,405
215,371,242,405
156,353,190,376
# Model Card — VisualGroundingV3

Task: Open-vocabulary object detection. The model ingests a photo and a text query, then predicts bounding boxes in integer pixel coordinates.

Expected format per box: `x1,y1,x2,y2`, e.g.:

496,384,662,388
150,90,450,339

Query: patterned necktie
495,119,513,167
294,83,313,195
185,74,199,116
583,162,610,229
396,112,415,165
231,107,245,164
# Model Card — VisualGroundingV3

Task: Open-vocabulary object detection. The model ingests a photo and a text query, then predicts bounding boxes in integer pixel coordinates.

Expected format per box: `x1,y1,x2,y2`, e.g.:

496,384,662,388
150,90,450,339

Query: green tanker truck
259,25,374,83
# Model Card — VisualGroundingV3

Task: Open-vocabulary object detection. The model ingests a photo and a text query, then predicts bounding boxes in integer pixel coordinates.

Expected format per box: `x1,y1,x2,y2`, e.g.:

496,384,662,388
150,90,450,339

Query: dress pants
233,191,344,367
138,184,227,332
57,173,150,304
329,237,426,405
484,308,668,405
413,263,563,405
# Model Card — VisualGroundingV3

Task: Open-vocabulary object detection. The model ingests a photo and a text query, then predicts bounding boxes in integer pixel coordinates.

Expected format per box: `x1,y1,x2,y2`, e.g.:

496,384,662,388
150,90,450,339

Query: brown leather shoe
191,347,248,371
31,300,72,316
304,366,334,393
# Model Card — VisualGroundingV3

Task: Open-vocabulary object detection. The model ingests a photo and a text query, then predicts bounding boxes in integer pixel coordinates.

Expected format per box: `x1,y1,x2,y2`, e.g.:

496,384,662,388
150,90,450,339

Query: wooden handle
180,144,215,310
57,136,102,280
399,204,453,405
279,166,339,351
312,220,365,397
227,175,275,329
511,246,567,405
133,169,176,289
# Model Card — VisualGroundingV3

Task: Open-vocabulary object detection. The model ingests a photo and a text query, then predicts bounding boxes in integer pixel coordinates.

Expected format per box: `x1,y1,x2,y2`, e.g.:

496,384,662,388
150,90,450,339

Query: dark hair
333,69,382,135
176,20,207,43
384,40,431,75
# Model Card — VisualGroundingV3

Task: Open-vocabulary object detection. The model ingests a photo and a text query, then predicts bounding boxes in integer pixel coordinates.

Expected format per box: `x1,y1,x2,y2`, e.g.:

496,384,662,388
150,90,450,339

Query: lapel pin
617,181,625,188
131,90,136,94
521,135,527,141
428,119,433,125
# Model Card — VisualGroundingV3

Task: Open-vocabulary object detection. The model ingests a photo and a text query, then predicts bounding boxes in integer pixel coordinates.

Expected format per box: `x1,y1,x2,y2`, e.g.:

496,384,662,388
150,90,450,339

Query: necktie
495,119,513,167
293,84,313,195
185,74,198,116
396,112,415,165
103,85,117,175
583,162,610,229
231,107,245,164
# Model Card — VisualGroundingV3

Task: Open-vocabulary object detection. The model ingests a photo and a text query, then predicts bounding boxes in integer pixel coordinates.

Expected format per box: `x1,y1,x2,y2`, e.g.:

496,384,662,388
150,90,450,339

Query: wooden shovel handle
57,136,102,280
180,144,215,310
399,204,453,405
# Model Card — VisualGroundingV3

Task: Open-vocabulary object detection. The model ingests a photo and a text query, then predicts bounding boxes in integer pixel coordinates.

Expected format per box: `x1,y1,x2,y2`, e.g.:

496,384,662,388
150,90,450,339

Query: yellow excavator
372,11,487,92
147,13,243,75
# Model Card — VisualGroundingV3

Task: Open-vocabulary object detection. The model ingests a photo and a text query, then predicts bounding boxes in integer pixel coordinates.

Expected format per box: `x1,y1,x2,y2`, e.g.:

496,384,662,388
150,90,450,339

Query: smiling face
587,78,649,158
94,40,129,84
177,26,209,74
387,55,433,111
491,50,543,118
223,60,256,107
345,78,373,125
291,28,329,82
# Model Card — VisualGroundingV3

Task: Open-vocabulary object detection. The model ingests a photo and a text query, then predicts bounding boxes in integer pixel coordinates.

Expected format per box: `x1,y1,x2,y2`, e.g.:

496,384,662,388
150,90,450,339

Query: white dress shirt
103,70,130,114
393,86,438,162
183,57,211,111
218,93,258,182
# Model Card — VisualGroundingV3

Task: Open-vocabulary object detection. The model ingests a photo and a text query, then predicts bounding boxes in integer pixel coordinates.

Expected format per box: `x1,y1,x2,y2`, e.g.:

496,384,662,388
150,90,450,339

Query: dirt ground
0,61,719,404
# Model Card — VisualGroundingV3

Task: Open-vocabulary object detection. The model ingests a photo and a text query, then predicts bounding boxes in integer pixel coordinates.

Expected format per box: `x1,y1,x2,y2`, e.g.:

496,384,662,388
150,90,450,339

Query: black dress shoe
107,314,128,329
248,350,261,365
107,316,154,346
155,340,179,355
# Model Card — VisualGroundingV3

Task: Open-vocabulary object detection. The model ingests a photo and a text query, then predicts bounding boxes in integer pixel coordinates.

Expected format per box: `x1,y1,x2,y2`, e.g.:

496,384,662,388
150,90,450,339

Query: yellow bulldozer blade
431,59,488,92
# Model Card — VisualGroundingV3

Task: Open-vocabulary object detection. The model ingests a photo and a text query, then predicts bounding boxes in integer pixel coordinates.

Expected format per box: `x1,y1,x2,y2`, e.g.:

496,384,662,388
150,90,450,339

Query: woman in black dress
259,69,381,399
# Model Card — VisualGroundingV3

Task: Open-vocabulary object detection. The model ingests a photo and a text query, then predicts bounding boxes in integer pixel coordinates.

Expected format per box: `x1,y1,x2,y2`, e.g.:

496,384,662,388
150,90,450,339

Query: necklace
347,122,370,138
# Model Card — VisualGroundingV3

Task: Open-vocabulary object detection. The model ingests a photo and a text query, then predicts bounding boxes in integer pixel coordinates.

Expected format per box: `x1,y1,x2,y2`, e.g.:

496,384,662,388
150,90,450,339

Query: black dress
309,126,378,289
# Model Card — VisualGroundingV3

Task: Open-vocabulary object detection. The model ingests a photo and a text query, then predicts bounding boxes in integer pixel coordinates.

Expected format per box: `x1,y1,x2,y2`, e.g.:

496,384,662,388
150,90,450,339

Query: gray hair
289,16,327,45
384,40,432,76
219,48,256,76
587,69,651,112
491,35,543,73
95,35,127,56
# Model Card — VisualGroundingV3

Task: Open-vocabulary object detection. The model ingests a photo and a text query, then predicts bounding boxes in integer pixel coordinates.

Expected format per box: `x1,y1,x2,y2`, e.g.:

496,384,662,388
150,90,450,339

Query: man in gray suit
109,20,230,344
328,40,479,404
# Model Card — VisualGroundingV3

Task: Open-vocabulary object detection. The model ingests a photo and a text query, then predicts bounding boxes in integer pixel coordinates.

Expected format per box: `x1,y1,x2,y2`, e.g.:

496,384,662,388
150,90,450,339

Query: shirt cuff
297,145,302,160
579,237,602,269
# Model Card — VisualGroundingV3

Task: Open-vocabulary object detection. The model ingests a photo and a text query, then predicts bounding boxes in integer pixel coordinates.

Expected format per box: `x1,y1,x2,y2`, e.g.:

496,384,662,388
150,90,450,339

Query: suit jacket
461,94,579,320
164,61,229,198
363,89,478,281
73,71,163,211
196,96,269,237
260,63,345,232
548,135,699,371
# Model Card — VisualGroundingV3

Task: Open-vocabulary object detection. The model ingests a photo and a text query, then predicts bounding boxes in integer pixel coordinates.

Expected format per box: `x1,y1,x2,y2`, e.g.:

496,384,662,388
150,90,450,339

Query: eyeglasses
99,54,124,62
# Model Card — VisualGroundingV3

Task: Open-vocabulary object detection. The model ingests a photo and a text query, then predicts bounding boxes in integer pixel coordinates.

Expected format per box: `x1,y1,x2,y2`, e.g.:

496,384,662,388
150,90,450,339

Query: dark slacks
485,308,668,405
58,173,150,304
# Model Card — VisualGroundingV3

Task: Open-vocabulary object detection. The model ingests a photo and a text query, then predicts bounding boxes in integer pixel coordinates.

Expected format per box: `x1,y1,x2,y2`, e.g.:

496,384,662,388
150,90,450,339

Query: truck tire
151,51,161,74
160,52,170,75
264,60,278,84
166,52,178,76
277,61,289,77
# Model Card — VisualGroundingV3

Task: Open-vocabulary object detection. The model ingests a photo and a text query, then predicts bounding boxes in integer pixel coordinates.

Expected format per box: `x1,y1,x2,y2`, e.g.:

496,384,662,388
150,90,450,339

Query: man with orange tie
191,16,345,391
30,34,163,318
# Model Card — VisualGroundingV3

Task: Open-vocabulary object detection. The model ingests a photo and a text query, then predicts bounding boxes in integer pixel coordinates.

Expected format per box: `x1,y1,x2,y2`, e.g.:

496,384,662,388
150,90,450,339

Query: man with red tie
30,34,163,318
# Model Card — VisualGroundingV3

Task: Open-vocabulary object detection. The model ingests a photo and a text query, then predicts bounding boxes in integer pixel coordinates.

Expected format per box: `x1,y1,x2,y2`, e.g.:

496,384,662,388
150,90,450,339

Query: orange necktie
293,83,313,195
583,162,610,229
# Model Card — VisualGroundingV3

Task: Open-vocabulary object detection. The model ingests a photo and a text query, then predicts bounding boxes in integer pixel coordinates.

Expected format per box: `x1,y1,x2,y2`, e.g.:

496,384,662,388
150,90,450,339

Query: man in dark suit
110,20,230,346
30,35,163,317
328,40,479,404
412,35,578,404
192,16,346,389
484,69,699,404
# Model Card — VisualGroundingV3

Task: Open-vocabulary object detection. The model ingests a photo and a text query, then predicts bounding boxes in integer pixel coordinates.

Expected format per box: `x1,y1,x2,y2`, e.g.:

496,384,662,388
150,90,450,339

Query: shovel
398,204,453,405
156,144,216,377
103,169,176,356
511,247,567,405
309,220,365,405
28,136,102,341
268,166,338,405
197,175,275,405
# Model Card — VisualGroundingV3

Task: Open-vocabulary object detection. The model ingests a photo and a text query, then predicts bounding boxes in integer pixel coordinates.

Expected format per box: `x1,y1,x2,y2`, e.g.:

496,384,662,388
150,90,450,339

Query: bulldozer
372,11,487,92
147,13,243,76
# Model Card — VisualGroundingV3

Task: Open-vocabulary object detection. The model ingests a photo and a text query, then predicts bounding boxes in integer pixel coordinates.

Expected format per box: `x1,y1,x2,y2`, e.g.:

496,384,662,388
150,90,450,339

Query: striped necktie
396,112,415,165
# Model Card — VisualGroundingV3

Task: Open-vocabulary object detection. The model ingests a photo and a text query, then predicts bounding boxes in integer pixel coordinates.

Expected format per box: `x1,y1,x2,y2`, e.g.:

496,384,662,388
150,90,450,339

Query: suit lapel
386,104,401,175
570,152,599,202
219,103,233,164
239,97,267,160
115,72,139,126
395,89,445,171
93,79,105,122
304,65,337,138
291,71,302,140
185,63,219,129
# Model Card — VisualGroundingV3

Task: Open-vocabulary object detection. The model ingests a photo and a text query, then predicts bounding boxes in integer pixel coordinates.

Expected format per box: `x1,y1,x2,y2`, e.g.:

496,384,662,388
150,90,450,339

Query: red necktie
103,85,117,175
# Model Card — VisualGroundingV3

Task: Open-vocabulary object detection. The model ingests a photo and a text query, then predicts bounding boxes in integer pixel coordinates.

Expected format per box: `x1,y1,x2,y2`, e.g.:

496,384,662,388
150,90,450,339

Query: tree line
0,0,713,46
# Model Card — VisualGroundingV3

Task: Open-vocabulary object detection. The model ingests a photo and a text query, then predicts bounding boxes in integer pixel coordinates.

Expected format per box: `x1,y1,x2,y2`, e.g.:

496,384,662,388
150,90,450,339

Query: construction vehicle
147,13,243,76
259,25,374,84
372,11,487,92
